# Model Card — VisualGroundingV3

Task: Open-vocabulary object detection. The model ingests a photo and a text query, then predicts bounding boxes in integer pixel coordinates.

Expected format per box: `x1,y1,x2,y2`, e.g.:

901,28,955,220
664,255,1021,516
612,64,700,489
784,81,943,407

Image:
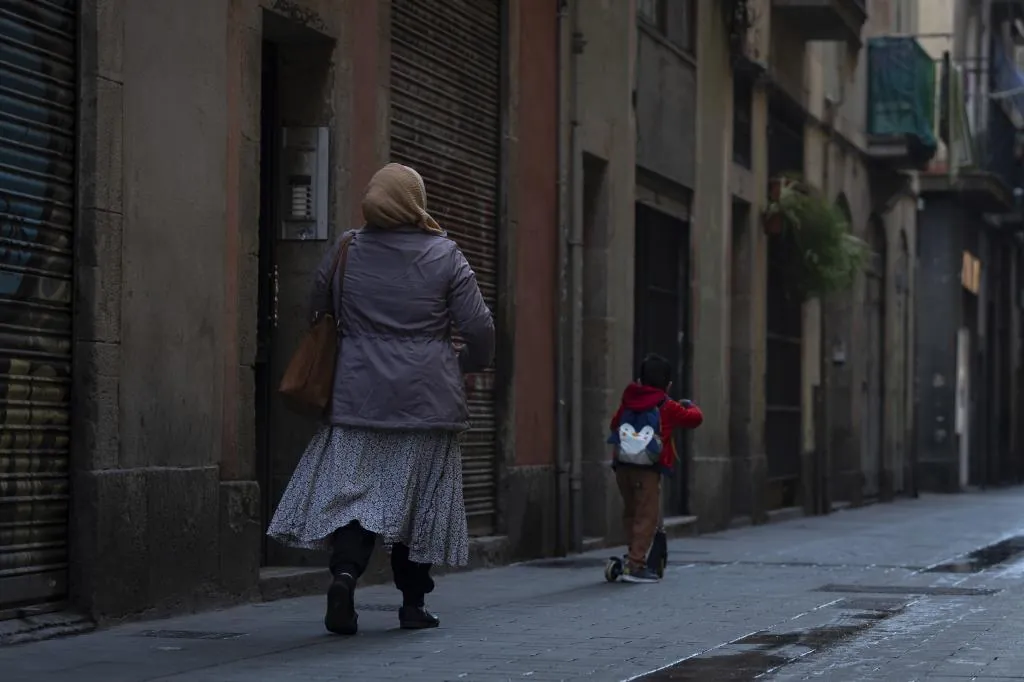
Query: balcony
966,106,1023,211
866,37,938,170
979,36,1024,204
920,108,1020,216
772,0,866,44
918,40,1022,215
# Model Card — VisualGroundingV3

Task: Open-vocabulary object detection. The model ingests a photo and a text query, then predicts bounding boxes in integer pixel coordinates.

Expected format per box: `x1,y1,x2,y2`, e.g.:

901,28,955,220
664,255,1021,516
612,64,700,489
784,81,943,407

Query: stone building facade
2,0,968,630
563,0,921,546
914,0,1024,492
1,0,560,624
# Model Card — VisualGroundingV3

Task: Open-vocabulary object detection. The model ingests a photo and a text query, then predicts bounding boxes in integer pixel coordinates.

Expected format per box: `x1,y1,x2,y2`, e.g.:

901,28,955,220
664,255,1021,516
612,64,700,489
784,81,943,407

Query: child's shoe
622,563,660,584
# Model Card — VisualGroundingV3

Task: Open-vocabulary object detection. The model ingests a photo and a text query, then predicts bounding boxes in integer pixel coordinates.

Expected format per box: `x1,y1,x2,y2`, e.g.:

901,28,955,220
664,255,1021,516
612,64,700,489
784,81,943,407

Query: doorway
765,99,805,510
861,216,886,498
994,243,1012,485
897,231,911,495
256,39,279,564
956,324,971,488
764,230,803,509
254,26,334,567
633,201,691,515
729,200,753,517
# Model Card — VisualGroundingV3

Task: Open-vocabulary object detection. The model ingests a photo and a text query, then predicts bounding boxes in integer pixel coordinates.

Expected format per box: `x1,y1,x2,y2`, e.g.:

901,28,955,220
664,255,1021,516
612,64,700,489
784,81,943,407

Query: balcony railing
972,105,1024,196
979,37,1024,195
933,40,1024,205
866,36,938,168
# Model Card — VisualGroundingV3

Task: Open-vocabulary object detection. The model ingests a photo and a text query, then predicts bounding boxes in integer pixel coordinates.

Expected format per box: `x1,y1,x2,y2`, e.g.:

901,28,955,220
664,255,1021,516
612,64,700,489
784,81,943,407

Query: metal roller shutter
0,0,76,619
390,0,501,535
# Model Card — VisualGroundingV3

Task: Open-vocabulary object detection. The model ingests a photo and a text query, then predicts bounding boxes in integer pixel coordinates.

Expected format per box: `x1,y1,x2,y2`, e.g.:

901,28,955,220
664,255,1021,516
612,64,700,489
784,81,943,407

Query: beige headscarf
361,163,444,235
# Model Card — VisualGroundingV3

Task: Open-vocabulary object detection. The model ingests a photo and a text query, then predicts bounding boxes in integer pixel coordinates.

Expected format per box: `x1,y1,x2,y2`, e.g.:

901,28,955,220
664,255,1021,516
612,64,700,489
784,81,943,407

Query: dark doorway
255,40,279,564
994,242,1012,485
634,202,691,515
862,217,886,498
964,282,980,486
729,200,754,517
765,100,805,509
897,231,912,495
255,24,335,568
764,233,803,509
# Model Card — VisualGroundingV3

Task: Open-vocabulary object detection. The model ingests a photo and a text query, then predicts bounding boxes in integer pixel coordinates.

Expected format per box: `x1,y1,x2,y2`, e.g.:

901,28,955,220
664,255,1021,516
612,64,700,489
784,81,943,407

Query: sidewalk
3,489,1024,681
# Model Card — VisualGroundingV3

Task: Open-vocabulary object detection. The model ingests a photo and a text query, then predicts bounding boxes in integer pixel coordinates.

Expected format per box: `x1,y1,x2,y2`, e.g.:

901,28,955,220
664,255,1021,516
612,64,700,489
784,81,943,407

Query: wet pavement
923,534,1024,574
3,488,1024,681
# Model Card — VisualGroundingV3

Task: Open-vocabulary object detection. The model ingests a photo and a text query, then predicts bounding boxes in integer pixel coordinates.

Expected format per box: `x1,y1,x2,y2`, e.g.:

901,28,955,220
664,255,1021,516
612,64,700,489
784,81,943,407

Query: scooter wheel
604,557,623,582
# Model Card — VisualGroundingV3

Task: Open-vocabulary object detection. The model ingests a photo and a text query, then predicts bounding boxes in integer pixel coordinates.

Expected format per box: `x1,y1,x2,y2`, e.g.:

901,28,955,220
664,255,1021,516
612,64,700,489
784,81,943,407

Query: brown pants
615,467,661,568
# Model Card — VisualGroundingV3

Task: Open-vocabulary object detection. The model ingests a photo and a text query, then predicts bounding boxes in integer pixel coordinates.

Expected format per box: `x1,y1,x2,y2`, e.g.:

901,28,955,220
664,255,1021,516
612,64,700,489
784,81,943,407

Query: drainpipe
568,0,585,553
555,0,573,556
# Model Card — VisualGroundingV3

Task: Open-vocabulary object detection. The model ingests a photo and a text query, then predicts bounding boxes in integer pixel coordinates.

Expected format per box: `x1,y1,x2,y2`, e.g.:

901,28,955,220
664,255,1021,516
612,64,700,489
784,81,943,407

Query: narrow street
3,489,1024,681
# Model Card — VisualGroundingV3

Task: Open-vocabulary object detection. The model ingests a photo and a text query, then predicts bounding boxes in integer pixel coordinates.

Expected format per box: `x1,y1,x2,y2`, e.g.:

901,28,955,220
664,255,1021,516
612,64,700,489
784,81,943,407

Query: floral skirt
266,425,469,567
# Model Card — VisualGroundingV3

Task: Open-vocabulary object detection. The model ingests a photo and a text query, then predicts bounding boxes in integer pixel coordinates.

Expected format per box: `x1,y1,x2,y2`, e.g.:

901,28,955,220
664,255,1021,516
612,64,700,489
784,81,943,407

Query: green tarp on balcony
868,36,938,158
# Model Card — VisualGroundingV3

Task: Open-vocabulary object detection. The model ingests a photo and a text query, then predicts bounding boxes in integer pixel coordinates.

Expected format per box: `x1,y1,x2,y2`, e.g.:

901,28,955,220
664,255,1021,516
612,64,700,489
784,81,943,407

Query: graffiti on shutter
0,0,77,618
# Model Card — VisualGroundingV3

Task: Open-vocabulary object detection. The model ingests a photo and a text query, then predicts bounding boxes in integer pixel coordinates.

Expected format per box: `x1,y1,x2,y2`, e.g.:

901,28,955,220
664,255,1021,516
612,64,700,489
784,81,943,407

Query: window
638,0,661,26
892,0,925,33
732,72,753,168
639,0,696,54
892,0,917,34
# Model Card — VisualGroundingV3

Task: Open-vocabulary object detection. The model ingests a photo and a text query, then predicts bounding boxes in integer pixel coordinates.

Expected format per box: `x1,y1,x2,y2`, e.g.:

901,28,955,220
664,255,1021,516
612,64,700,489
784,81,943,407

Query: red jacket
609,383,704,472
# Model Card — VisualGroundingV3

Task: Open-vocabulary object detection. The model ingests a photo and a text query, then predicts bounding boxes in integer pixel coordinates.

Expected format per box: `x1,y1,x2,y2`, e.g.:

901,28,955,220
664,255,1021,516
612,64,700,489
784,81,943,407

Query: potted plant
762,176,868,299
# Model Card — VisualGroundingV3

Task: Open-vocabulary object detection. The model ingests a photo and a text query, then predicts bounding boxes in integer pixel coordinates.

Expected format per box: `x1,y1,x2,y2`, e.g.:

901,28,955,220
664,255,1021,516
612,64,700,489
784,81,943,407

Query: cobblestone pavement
4,489,1024,681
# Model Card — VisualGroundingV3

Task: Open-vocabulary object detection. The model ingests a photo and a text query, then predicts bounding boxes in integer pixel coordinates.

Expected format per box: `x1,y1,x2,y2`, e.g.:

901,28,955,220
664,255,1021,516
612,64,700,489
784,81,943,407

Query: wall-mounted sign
961,250,981,295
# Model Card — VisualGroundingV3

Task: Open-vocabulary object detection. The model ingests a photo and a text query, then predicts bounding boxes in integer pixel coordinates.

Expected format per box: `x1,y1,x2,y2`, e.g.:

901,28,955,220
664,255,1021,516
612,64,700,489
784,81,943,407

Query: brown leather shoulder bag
278,232,355,414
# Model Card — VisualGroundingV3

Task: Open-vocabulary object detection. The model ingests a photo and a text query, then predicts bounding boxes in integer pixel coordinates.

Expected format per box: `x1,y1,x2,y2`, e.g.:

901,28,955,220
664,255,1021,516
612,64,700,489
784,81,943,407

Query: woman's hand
452,342,475,394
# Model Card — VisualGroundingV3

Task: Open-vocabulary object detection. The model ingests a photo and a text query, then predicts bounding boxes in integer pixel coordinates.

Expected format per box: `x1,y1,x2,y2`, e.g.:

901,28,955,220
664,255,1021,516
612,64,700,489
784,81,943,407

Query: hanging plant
763,176,869,299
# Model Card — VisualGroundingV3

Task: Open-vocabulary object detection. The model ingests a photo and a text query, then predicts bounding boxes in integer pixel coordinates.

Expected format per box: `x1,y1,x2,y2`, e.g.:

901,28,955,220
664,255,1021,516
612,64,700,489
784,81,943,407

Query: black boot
399,598,440,629
324,573,358,635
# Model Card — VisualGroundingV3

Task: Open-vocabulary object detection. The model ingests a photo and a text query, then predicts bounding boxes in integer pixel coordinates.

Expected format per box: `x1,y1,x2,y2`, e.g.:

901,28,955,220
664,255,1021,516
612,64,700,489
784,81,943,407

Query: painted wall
503,0,560,557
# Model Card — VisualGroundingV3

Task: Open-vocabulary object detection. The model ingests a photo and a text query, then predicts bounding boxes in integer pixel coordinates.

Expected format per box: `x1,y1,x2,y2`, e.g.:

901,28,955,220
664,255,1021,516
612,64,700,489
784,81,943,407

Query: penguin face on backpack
608,406,663,465
618,424,658,456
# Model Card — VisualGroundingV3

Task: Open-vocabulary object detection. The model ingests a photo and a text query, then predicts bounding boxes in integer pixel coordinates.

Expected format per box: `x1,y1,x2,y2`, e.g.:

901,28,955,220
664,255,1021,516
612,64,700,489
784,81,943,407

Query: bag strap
331,231,357,330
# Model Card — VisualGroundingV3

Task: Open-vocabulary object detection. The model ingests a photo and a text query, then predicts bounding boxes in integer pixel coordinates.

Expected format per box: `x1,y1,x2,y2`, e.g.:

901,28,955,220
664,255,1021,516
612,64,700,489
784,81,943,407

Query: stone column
691,5,734,530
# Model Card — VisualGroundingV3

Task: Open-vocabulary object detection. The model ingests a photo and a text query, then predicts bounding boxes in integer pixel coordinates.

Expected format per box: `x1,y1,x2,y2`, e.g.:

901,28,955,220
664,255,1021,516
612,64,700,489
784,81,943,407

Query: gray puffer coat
308,225,494,431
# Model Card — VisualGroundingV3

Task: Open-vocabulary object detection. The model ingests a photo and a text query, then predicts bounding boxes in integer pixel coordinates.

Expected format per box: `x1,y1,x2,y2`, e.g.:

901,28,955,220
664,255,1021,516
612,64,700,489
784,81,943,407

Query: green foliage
764,178,868,299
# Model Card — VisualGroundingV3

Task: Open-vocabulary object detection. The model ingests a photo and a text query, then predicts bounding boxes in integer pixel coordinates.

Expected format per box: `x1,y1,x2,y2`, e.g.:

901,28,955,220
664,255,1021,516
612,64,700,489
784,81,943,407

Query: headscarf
361,163,444,235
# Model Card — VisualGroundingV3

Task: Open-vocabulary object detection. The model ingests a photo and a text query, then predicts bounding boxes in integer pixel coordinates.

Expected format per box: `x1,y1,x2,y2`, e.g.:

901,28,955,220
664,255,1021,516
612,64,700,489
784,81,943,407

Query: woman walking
267,163,495,635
